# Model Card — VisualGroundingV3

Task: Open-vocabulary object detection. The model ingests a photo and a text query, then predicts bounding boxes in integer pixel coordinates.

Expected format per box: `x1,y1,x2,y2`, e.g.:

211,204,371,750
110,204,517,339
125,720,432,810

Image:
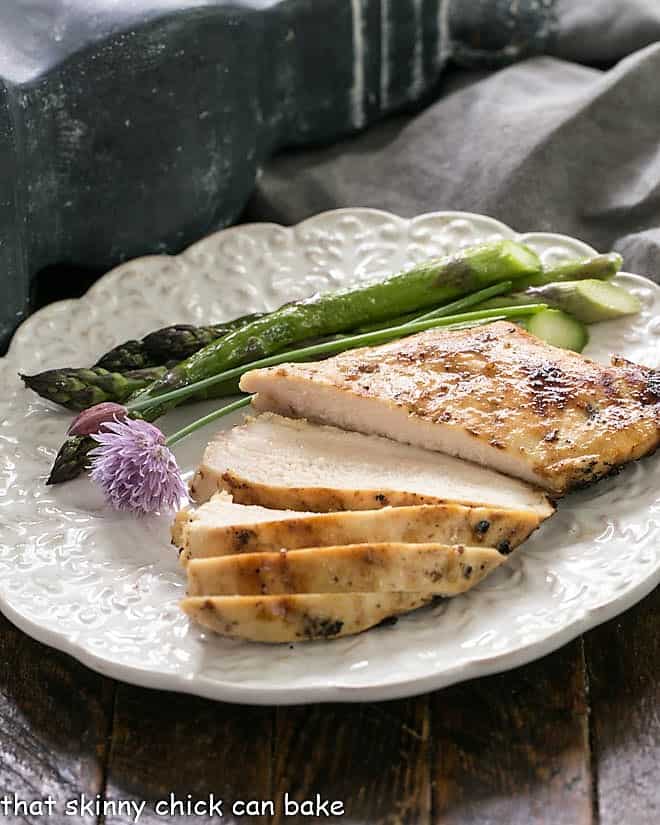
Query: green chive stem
165,396,252,446
412,281,514,322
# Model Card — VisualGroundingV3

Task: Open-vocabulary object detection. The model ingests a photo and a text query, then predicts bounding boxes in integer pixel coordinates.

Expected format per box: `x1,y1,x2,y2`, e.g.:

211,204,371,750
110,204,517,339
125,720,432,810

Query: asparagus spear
24,332,348,410
25,314,267,413
46,240,543,484
93,255,619,370
47,299,546,485
129,240,542,419
513,252,622,290
477,279,640,323
355,280,515,333
28,253,623,408
30,281,512,412
28,254,622,411
21,366,243,411
96,314,265,371
357,253,624,331
95,340,155,371
21,366,169,410
47,434,96,485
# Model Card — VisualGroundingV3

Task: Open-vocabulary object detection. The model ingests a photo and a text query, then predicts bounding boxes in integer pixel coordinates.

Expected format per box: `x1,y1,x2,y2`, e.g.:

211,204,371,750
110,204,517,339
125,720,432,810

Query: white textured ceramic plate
1,209,659,704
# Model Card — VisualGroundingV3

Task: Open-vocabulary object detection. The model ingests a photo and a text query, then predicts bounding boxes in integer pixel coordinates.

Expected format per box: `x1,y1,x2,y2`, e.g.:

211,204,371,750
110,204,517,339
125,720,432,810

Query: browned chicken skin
242,322,660,495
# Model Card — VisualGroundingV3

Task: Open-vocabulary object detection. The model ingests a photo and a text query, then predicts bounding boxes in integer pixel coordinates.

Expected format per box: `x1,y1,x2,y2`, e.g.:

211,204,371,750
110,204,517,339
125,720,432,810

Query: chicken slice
241,321,660,495
181,593,433,642
173,493,540,563
190,413,553,517
186,542,505,596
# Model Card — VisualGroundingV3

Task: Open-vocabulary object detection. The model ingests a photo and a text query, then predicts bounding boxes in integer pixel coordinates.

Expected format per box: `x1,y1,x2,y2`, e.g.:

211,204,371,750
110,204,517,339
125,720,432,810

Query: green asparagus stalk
47,301,546,484
30,252,622,410
512,252,622,290
23,332,343,411
355,280,515,333
94,340,155,371
128,305,544,413
21,366,242,411
47,434,96,485
45,240,543,484
92,255,619,370
357,253,623,331
128,241,542,420
29,254,623,411
95,313,265,371
477,279,640,323
21,366,169,410
25,242,542,411
41,248,626,487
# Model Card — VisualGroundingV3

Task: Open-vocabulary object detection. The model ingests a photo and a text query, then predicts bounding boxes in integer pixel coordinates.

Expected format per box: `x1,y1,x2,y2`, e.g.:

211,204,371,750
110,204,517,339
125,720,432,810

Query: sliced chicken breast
181,592,433,642
190,413,553,516
186,542,505,596
173,492,541,563
241,321,660,495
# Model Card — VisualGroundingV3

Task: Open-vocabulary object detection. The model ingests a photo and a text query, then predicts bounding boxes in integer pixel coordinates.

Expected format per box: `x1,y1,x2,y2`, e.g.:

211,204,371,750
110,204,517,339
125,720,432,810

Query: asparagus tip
46,435,93,485
20,369,76,409
19,371,37,388
46,457,72,485
20,370,54,395
45,458,65,485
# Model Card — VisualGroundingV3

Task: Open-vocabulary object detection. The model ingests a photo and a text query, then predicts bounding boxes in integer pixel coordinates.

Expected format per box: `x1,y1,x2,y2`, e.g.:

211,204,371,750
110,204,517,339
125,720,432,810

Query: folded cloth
249,5,660,283
553,0,660,65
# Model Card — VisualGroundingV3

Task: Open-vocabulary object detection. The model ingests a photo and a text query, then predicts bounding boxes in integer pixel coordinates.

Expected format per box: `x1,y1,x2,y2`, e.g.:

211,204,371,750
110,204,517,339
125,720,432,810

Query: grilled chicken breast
190,413,553,516
173,493,541,563
182,593,434,642
241,321,660,495
186,542,505,596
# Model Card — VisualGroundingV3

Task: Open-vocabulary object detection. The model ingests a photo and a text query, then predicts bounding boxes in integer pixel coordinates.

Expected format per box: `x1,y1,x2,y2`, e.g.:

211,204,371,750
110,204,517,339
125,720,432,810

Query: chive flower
88,417,186,515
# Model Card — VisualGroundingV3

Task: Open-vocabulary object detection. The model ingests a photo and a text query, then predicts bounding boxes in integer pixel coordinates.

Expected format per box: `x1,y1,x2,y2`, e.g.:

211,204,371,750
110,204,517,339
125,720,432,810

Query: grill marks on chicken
181,319,659,642
181,412,550,642
181,593,435,643
173,493,541,564
241,322,660,494
185,542,506,597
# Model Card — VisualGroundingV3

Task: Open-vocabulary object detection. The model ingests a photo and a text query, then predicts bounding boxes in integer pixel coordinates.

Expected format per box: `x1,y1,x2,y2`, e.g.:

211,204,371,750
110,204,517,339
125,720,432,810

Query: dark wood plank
429,641,593,825
272,698,431,825
103,684,274,824
0,613,114,824
585,587,660,825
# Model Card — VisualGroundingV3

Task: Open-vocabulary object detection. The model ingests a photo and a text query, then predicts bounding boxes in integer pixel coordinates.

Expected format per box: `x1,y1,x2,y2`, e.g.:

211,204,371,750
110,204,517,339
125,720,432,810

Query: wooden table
2,279,658,825
1,585,657,824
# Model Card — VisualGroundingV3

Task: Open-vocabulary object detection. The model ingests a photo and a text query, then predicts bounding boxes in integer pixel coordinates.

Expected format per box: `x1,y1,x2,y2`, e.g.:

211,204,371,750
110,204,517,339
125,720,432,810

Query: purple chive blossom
89,418,186,515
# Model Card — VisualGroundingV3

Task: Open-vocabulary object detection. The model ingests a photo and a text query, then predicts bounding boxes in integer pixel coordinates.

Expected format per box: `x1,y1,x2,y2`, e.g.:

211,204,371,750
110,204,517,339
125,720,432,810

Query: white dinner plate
1,209,658,704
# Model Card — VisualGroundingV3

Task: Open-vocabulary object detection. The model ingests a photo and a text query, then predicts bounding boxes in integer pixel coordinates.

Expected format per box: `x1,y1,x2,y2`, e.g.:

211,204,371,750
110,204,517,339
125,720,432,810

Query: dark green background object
0,0,556,350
